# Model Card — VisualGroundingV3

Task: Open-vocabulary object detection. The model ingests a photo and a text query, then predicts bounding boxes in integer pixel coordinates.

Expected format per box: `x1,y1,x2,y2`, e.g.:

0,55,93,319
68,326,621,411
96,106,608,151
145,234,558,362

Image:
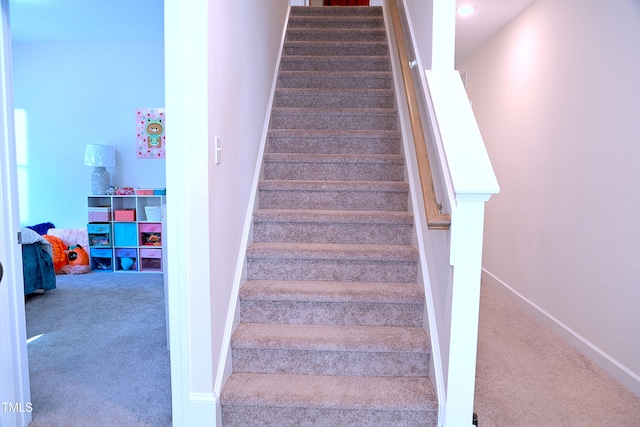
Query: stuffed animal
42,234,68,273
42,235,90,275
66,245,89,265
61,245,90,275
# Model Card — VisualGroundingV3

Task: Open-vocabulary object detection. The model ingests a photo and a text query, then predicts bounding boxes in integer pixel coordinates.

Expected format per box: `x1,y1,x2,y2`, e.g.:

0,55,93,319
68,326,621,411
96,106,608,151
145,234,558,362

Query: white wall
207,0,289,382
164,1,288,423
403,0,434,69
460,0,640,393
11,41,165,229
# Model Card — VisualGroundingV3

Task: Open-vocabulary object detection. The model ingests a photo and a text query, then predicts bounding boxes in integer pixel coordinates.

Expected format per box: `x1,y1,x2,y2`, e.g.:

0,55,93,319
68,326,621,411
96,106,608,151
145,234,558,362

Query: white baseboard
481,269,640,398
181,392,216,427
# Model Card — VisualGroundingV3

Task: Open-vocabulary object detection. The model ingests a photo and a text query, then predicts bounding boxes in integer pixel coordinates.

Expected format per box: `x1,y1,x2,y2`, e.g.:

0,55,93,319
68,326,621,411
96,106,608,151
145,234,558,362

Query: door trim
0,2,32,426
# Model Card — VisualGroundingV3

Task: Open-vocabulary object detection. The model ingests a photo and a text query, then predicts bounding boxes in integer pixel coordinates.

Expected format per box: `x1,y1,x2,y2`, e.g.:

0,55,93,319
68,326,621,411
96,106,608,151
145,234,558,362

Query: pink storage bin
139,223,162,246
139,248,162,271
88,207,110,222
139,248,161,258
114,210,136,221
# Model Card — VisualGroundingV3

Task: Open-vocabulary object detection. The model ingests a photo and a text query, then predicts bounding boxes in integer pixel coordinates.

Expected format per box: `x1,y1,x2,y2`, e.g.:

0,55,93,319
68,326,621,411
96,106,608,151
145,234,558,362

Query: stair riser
253,221,412,245
239,300,423,327
283,43,388,57
257,188,408,211
288,18,384,30
273,91,394,109
270,112,398,131
222,406,436,427
263,161,404,182
266,134,401,155
291,7,383,17
280,58,390,73
246,258,418,283
278,73,392,90
285,30,386,43
232,348,428,377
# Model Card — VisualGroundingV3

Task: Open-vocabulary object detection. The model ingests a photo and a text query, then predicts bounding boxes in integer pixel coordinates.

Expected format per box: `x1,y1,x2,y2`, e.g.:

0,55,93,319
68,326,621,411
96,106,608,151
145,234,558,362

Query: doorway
5,1,170,425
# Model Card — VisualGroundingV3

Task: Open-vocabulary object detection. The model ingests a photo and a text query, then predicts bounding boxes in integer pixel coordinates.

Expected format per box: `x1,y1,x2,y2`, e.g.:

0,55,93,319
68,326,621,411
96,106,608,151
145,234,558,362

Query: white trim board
185,393,216,426
481,269,640,398
1,1,32,425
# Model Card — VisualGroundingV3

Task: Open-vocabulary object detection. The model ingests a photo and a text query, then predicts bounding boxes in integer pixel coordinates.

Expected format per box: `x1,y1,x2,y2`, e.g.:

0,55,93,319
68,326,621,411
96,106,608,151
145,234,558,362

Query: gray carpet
475,279,640,426
25,272,171,427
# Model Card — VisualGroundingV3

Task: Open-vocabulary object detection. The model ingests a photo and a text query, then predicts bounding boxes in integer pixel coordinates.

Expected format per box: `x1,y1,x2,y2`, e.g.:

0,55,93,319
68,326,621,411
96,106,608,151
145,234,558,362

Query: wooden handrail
388,0,451,230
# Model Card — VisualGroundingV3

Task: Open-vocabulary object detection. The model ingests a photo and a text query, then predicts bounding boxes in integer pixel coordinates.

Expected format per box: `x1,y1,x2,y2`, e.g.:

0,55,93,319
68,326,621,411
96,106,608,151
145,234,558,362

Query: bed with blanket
21,227,56,295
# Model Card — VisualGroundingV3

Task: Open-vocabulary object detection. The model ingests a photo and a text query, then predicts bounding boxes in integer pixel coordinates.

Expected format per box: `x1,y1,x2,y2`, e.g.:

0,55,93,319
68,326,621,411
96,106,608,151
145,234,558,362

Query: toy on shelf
115,187,135,195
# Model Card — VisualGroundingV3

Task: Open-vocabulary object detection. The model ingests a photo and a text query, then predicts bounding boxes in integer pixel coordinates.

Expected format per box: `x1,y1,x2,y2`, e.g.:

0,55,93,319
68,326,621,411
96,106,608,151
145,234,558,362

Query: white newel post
424,67,499,426
444,197,489,426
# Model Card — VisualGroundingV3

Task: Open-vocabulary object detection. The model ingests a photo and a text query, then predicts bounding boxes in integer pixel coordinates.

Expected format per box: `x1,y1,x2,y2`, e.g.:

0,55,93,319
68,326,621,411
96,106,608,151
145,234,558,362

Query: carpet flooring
25,272,171,427
22,271,640,426
474,279,640,426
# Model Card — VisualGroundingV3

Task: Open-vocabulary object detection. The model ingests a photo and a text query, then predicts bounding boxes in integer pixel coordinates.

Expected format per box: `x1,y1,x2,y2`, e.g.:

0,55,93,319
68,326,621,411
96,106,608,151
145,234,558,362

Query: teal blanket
22,243,56,295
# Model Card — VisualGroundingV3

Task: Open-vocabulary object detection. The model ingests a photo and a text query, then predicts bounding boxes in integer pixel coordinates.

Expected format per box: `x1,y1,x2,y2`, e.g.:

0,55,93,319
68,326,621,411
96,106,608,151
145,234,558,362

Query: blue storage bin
114,223,138,246
90,247,113,271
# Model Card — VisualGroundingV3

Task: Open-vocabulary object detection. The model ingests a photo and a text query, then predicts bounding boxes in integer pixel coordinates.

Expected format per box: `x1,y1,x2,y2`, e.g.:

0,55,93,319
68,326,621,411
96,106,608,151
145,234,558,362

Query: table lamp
84,144,116,195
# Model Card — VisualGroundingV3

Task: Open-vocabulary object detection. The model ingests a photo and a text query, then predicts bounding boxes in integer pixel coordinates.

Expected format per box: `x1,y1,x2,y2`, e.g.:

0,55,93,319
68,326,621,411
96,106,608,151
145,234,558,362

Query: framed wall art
136,108,165,159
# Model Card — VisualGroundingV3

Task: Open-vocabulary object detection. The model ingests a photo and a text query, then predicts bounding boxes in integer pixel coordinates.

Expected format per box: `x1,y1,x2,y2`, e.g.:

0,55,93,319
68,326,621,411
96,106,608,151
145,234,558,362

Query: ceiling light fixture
457,5,476,17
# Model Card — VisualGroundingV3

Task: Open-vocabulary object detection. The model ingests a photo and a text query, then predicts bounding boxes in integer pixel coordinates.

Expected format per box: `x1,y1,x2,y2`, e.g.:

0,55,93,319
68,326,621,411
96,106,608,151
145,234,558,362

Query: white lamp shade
84,144,116,168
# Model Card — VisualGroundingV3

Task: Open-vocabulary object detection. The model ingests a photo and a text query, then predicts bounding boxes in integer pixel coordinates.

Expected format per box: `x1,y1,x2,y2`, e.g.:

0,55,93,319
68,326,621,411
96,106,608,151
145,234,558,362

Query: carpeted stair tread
287,16,384,30
263,153,404,181
290,6,383,17
252,209,413,244
257,180,409,211
232,322,429,353
283,40,388,57
277,69,393,80
274,86,394,108
246,242,418,262
238,280,424,327
253,208,413,225
279,55,391,73
264,153,403,164
270,107,398,131
277,70,392,90
240,280,423,304
285,27,387,42
267,128,400,141
275,87,394,97
258,179,408,192
266,129,401,155
272,106,397,115
221,373,437,411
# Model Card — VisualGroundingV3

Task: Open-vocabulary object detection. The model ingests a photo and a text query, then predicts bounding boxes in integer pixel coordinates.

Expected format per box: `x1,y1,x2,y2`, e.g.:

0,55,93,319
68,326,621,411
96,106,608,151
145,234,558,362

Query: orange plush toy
42,236,90,274
66,244,89,266
61,245,90,275
42,234,68,273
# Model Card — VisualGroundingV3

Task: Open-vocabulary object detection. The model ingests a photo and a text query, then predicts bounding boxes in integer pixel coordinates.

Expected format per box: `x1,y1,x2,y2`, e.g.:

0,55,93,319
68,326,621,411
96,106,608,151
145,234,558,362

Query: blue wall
12,40,165,229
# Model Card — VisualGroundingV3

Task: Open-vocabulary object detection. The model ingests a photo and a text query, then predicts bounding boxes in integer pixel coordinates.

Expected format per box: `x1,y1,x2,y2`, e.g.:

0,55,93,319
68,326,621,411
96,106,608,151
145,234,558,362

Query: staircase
220,6,437,426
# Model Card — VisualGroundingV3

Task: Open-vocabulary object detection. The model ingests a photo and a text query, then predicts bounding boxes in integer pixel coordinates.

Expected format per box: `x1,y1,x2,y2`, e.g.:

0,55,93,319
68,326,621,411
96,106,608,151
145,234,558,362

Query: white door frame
0,2,32,426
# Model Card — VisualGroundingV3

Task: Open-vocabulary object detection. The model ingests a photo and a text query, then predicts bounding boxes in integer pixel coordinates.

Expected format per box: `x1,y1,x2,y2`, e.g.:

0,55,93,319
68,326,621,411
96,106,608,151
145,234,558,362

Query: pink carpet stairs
220,6,438,426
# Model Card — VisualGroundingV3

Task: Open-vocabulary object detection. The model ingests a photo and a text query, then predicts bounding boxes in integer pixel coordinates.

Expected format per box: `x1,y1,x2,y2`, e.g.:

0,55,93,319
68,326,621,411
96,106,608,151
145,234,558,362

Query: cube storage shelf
87,194,166,273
